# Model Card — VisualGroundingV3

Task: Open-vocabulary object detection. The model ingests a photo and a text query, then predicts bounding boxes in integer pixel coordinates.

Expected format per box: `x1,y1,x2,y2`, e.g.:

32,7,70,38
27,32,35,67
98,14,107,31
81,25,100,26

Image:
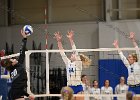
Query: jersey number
11,69,17,79
69,68,74,73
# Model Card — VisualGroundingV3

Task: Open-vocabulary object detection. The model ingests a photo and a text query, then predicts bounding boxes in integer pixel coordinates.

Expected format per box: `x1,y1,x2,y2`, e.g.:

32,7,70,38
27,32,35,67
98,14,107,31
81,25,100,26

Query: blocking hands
113,40,119,48
54,32,62,42
129,32,135,41
67,30,74,40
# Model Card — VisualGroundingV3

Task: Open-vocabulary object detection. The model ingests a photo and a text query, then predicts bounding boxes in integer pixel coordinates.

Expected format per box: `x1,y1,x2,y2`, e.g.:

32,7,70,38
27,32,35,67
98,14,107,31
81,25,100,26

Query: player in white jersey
81,75,90,100
101,80,113,100
115,76,129,100
81,75,90,92
54,31,91,95
113,32,140,94
90,80,101,100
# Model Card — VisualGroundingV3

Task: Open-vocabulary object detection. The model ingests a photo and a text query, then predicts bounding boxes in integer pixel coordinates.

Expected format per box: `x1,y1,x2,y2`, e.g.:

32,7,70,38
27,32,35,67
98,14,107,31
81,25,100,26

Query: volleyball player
54,30,91,95
113,32,140,94
0,30,34,100
89,80,101,100
81,75,90,92
115,76,129,100
101,80,113,100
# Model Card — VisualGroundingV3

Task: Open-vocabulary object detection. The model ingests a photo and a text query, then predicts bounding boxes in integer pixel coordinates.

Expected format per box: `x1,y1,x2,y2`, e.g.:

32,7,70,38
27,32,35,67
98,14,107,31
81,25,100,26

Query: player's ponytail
79,53,91,68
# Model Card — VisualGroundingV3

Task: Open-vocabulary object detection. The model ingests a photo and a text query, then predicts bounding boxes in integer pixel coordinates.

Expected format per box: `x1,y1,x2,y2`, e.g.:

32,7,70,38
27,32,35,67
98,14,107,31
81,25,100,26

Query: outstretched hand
21,29,27,38
113,40,119,48
129,32,135,40
67,30,74,40
54,31,62,42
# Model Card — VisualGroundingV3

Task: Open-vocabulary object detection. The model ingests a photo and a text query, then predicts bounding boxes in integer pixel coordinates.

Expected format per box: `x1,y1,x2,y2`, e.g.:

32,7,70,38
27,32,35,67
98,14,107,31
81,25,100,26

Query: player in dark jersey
0,30,34,100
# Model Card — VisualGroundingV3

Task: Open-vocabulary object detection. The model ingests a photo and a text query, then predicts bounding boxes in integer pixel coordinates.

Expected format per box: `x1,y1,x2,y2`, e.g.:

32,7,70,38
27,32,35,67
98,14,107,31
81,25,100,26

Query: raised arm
129,32,138,47
129,32,140,63
67,30,80,60
54,32,69,65
113,40,130,67
67,30,76,49
18,30,27,64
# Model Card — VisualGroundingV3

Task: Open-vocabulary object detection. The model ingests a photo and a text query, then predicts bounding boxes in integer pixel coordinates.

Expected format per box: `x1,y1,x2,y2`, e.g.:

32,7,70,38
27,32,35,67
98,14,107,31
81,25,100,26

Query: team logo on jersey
11,69,17,79
104,90,110,94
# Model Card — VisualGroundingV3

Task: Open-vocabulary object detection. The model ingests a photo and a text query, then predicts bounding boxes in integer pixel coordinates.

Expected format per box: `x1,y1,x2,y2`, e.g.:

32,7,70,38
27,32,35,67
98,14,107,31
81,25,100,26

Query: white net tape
1,47,140,60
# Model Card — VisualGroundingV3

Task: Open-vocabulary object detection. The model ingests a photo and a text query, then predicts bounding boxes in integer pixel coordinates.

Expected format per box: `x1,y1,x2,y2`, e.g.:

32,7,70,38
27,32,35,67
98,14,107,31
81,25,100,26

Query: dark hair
93,80,98,87
81,74,87,81
93,80,97,83
104,79,110,86
0,59,12,71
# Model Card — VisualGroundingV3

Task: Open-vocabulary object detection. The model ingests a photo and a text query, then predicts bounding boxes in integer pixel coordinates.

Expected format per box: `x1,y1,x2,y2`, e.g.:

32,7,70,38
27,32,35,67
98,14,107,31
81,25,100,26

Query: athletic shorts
69,85,83,94
128,85,140,94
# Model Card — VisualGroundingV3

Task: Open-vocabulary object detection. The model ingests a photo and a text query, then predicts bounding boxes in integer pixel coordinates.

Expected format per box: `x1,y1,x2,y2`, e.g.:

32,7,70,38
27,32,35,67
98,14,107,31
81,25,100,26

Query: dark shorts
69,85,83,94
128,85,140,94
8,88,24,100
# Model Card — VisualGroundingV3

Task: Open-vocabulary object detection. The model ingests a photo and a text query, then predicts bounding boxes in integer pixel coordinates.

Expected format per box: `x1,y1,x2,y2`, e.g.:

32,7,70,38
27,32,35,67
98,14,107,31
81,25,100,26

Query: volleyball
23,25,33,36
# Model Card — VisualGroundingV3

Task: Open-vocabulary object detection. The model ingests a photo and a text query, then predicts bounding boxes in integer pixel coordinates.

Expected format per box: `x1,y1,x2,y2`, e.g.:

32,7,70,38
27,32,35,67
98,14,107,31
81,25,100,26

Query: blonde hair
131,53,138,62
61,86,74,100
79,53,92,68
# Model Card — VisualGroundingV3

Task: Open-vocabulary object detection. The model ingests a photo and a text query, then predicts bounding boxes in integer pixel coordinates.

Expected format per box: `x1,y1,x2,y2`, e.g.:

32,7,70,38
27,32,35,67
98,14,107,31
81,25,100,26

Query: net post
46,49,50,94
25,51,32,94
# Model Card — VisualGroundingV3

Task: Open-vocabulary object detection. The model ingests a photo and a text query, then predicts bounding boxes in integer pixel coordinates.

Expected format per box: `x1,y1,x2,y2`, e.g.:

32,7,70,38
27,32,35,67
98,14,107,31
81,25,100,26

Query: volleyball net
1,48,140,99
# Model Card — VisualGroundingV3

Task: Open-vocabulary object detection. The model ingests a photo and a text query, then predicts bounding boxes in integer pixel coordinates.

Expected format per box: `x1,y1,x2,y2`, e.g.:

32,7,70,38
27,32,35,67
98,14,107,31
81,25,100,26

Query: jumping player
113,32,140,94
0,30,34,100
54,30,91,95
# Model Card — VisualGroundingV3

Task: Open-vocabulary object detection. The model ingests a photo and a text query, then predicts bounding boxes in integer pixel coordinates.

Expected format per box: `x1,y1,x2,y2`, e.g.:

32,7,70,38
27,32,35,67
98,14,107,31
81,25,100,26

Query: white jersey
81,83,90,100
119,51,140,85
115,84,129,100
101,86,113,100
82,83,90,92
60,44,82,86
66,60,82,85
89,87,101,100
